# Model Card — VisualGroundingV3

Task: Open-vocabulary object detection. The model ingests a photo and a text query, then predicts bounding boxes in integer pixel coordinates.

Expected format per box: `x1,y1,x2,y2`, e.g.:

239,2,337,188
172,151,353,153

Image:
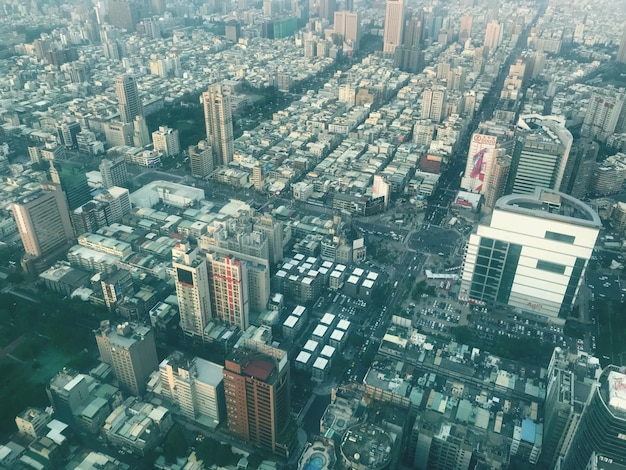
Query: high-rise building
459,14,472,41
540,347,600,469
203,84,234,167
159,351,225,428
581,89,625,142
189,140,214,178
382,0,405,55
115,74,144,124
483,155,511,211
94,186,131,224
254,215,284,265
172,243,212,341
47,369,91,426
152,126,180,157
333,11,360,50
207,252,249,331
95,320,158,396
319,0,336,22
617,28,626,64
133,115,151,147
394,14,423,73
459,188,601,320
560,139,599,199
12,185,74,275
48,161,91,211
561,366,626,469
108,0,141,32
223,341,292,456
506,114,573,195
56,122,81,149
100,157,129,189
461,124,514,194
421,87,446,123
483,20,502,53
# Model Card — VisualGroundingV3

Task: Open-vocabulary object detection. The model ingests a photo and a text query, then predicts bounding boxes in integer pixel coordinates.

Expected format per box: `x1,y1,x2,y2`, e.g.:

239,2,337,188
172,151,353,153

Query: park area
0,292,106,437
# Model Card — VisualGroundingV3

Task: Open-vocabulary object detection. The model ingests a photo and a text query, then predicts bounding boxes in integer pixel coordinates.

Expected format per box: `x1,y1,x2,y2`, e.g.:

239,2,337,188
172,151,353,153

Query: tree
452,326,473,345
247,452,264,468
195,437,238,467
163,424,188,463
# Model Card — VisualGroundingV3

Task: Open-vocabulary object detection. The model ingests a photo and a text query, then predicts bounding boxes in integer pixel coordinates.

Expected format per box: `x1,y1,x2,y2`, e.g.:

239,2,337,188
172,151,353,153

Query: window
537,260,566,274
545,231,575,244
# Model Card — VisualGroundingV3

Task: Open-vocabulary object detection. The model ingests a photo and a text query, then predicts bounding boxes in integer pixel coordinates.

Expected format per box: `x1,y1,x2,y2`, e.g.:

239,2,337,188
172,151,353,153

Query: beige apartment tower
382,0,404,55
172,243,213,341
115,74,144,124
203,84,234,167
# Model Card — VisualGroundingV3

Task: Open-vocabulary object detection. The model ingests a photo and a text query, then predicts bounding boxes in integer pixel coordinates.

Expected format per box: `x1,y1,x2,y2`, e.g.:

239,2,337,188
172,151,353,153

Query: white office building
459,188,600,320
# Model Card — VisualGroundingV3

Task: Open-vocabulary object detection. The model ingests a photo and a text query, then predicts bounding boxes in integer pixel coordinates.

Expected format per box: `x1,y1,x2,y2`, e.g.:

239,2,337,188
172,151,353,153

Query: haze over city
0,0,625,469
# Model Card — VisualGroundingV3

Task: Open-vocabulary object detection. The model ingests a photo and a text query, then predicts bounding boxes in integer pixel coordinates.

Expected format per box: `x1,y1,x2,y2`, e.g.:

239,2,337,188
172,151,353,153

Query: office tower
71,200,109,236
223,341,292,456
152,126,180,156
382,0,404,55
540,348,600,468
483,155,511,211
207,252,249,331
12,185,74,275
173,243,212,341
507,114,573,195
56,122,81,149
394,14,423,73
133,115,150,147
333,11,360,50
560,139,599,199
459,188,600,319
108,0,141,32
115,74,143,124
483,20,502,53
319,0,336,22
459,14,472,41
48,161,91,210
159,351,225,427
95,320,158,395
582,89,625,142
561,366,626,469
99,157,129,189
447,66,465,91
203,84,234,167
421,87,446,123
618,28,626,64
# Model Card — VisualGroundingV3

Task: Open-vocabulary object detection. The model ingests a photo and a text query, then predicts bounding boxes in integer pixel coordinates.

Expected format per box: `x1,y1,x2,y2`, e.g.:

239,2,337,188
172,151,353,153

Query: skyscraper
483,20,502,53
506,114,573,195
459,14,472,41
12,184,74,275
394,14,423,73
95,320,159,396
617,28,626,64
172,243,212,342
382,0,405,55
421,87,446,123
207,252,249,331
203,84,234,167
108,0,141,32
561,366,626,469
223,341,292,456
581,89,625,142
459,188,600,320
560,139,599,199
319,0,336,23
333,11,360,50
48,161,91,210
115,74,144,124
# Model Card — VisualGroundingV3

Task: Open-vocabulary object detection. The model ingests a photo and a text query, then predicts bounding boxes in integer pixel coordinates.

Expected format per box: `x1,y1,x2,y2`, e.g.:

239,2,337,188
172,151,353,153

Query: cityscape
0,0,625,469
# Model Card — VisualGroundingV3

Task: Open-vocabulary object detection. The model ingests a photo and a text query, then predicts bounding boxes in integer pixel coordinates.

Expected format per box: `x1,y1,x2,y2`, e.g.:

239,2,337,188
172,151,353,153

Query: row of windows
545,230,576,244
536,260,566,274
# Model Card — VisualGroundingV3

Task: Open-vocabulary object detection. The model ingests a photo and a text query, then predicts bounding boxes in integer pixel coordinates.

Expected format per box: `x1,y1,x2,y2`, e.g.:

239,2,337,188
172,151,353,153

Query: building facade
459,189,601,320
203,84,234,167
